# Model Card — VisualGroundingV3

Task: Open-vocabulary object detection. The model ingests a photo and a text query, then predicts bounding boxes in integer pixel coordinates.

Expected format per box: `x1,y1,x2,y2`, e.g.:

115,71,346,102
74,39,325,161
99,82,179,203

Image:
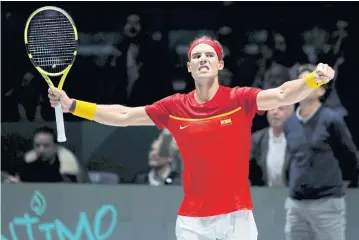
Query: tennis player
48,36,335,240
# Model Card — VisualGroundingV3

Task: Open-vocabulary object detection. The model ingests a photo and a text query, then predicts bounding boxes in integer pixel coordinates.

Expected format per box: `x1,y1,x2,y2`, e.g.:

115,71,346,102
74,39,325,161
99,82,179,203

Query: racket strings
27,11,76,74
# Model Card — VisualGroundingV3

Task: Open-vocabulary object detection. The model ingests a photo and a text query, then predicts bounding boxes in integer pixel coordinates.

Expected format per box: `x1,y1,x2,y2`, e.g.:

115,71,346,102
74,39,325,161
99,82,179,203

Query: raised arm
48,87,158,127
256,63,335,111
87,105,153,126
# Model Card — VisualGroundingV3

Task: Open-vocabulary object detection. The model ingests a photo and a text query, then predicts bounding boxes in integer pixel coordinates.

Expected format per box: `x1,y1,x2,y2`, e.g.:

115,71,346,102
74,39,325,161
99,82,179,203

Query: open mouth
198,66,209,71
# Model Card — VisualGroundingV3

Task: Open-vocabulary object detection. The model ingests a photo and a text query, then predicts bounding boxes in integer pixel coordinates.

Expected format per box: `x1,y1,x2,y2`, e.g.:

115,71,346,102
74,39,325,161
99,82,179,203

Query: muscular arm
50,87,172,128
91,105,154,127
256,78,314,111
68,96,173,127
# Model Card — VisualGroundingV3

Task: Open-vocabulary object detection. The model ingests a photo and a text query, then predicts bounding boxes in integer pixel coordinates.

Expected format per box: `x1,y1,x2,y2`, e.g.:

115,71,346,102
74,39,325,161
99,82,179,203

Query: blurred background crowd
2,2,358,188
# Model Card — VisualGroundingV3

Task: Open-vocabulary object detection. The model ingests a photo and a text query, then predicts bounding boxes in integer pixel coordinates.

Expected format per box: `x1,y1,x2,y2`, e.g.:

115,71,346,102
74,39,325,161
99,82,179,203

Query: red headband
187,37,223,60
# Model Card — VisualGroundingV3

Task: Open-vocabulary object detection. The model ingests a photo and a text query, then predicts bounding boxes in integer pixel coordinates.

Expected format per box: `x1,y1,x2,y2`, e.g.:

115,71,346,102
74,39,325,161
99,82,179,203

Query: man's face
148,139,172,169
267,105,293,129
33,133,56,161
187,43,224,81
124,14,141,38
299,71,325,102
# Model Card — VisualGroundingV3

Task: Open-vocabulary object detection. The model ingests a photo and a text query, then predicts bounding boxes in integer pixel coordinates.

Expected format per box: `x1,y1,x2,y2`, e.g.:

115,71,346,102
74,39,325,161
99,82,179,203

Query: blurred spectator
302,26,337,65
264,63,290,89
253,63,290,90
284,67,359,240
108,13,166,106
326,22,349,117
272,33,297,68
5,127,88,183
251,63,292,131
133,131,181,186
250,105,294,187
332,20,348,58
2,171,20,183
17,72,43,121
3,71,43,122
253,40,274,87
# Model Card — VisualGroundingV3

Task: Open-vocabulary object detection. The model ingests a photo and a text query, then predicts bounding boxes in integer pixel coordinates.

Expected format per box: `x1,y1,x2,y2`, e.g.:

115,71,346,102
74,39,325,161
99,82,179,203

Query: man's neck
271,127,283,137
194,78,219,104
299,100,321,118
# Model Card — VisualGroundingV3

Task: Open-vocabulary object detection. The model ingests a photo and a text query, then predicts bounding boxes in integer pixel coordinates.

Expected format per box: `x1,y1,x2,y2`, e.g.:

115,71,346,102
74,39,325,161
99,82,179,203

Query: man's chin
194,73,216,81
270,122,281,128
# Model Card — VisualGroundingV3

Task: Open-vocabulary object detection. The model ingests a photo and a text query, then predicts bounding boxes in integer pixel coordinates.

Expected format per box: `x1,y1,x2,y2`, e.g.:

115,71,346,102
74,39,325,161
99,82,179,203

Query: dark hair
33,126,57,143
263,63,290,89
297,64,329,92
296,64,316,77
296,64,328,90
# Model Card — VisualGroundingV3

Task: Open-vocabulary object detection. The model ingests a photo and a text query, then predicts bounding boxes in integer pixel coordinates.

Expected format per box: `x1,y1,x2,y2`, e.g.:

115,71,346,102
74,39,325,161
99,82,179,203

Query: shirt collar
296,103,322,124
268,127,285,141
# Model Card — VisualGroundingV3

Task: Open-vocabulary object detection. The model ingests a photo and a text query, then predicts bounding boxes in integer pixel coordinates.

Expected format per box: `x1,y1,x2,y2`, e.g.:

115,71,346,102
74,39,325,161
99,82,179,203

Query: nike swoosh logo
180,125,189,130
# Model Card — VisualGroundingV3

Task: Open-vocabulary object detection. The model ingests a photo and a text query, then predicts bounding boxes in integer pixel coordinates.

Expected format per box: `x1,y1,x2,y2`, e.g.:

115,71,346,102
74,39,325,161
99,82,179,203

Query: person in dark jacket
284,64,359,240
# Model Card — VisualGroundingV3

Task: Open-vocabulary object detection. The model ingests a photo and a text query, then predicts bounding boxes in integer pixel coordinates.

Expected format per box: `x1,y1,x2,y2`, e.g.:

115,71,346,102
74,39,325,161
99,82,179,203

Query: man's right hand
48,87,73,113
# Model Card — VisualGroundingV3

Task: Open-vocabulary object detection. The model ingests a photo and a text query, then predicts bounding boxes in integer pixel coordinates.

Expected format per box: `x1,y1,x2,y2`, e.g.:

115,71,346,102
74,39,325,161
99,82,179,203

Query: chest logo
220,118,232,126
180,125,189,130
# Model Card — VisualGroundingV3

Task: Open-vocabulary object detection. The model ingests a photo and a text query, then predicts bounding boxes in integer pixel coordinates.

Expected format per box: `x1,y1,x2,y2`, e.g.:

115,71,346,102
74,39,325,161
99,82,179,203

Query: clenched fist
48,87,73,112
314,63,335,83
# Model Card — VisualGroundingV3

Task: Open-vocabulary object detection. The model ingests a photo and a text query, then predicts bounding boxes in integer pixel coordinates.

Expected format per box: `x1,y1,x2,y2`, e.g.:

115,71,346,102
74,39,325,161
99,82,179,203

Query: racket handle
54,105,67,142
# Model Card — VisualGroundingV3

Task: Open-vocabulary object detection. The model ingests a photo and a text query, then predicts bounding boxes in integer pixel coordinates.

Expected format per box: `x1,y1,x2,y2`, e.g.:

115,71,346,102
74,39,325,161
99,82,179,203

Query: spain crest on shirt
220,118,232,126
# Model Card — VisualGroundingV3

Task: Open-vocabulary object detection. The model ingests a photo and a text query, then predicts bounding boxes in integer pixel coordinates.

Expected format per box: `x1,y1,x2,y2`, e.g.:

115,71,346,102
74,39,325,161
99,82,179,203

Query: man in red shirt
48,36,335,240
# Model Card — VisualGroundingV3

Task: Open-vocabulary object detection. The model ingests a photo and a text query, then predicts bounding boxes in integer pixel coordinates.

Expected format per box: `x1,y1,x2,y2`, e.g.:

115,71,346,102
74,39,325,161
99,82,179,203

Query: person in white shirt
250,105,294,187
133,130,181,186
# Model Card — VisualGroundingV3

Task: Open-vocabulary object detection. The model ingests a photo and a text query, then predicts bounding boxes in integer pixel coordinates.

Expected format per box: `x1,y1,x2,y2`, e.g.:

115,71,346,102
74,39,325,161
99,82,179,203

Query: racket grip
55,105,67,142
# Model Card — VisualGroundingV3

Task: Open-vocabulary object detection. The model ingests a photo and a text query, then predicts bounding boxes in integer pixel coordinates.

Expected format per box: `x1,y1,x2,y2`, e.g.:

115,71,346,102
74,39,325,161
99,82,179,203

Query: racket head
24,6,78,77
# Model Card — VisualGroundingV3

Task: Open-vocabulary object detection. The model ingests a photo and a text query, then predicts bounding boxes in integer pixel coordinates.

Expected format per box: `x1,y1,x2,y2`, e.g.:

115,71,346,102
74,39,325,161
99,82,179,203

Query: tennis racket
24,6,78,142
